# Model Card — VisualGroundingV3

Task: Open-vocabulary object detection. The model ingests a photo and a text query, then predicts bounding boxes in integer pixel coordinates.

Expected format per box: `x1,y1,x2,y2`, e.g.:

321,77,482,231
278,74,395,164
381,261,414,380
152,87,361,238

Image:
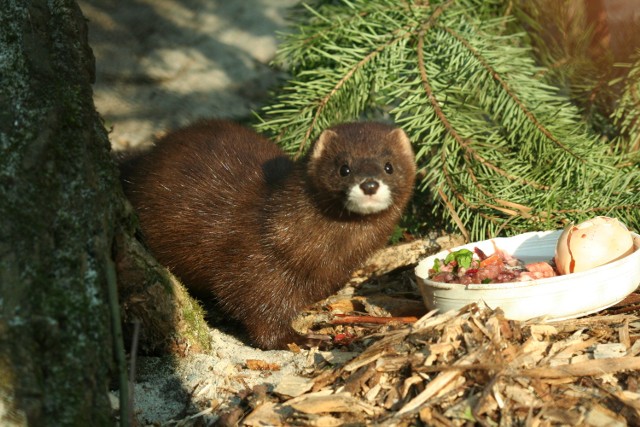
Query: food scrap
429,247,557,284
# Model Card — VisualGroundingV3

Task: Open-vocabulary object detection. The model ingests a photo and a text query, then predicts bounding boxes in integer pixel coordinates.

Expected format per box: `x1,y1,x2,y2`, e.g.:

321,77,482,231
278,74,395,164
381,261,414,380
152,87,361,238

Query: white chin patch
345,181,393,215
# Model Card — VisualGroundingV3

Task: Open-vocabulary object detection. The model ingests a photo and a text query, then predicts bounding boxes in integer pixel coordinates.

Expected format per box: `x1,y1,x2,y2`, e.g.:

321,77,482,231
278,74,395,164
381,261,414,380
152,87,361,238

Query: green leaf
444,249,474,269
432,258,441,273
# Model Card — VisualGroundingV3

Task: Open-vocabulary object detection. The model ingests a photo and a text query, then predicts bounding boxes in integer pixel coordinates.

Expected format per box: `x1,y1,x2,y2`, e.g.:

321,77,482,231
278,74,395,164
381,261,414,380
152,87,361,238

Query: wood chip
529,324,558,340
243,402,290,426
227,294,640,426
273,375,314,398
513,356,640,378
288,392,380,416
397,354,476,415
612,390,640,412
593,343,627,359
583,403,627,427
245,359,281,371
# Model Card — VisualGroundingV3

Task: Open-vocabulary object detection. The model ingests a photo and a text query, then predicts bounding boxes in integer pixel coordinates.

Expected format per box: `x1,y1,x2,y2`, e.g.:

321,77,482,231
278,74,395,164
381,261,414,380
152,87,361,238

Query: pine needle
256,0,640,239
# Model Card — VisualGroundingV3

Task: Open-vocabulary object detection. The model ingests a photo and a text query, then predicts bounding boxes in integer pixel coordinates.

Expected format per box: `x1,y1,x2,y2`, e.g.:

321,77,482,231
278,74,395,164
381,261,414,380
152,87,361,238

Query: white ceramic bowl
415,230,640,321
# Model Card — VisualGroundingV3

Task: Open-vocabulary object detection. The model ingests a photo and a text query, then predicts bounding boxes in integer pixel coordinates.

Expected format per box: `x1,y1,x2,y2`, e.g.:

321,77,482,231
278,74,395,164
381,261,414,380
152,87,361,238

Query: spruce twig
257,0,640,239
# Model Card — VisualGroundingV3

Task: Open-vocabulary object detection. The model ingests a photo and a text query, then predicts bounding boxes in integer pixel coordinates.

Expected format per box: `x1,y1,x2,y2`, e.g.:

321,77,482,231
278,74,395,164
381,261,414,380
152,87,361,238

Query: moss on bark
115,230,212,355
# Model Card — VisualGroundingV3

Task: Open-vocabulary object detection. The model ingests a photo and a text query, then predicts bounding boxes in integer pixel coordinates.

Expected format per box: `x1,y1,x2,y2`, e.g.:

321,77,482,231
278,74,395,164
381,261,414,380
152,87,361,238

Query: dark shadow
262,155,295,185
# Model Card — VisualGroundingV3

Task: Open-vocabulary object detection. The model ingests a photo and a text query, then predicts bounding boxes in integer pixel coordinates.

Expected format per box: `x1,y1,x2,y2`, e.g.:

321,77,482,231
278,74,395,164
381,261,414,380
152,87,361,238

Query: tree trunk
0,0,132,426
0,0,118,424
0,1,214,423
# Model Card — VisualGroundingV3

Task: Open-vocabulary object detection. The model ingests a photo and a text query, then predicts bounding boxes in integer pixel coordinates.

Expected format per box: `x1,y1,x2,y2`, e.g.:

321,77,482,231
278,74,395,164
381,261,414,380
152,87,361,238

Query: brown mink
120,120,416,349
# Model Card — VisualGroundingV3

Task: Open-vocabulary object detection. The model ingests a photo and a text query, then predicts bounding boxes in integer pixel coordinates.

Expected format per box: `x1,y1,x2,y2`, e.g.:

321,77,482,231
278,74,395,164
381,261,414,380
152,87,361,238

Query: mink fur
120,120,416,349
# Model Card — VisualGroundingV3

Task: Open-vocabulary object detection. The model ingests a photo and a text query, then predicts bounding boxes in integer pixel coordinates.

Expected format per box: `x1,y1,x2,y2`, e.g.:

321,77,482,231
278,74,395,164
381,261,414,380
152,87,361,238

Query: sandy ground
79,0,312,424
80,0,297,151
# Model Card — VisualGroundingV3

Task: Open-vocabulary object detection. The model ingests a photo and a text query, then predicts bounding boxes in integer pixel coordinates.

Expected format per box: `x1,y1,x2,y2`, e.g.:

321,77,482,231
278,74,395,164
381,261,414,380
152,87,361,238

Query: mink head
306,122,416,216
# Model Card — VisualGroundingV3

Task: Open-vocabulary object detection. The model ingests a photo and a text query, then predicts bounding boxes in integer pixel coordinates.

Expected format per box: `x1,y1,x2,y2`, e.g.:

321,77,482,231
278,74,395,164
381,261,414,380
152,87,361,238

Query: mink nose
360,179,379,195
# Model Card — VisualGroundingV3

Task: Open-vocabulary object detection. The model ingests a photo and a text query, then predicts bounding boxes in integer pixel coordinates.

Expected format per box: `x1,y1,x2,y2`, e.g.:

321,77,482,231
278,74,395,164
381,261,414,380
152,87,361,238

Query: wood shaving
237,300,640,425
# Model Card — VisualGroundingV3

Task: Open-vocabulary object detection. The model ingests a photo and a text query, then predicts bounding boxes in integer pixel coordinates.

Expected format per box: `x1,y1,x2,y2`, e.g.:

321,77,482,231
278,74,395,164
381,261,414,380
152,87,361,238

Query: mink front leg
244,312,305,350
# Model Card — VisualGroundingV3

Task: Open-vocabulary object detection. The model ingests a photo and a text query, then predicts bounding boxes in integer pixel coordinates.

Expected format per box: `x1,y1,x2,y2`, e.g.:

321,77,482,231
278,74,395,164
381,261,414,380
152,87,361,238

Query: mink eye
339,165,351,177
384,162,394,174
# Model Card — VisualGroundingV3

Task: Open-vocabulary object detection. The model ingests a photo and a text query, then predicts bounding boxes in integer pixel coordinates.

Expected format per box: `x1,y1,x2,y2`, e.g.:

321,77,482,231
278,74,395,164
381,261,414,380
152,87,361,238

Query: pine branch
612,53,640,156
257,0,640,239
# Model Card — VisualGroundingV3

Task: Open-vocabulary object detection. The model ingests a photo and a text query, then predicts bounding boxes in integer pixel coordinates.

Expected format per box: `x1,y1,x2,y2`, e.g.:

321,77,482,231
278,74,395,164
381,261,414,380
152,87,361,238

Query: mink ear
387,128,414,159
310,129,338,161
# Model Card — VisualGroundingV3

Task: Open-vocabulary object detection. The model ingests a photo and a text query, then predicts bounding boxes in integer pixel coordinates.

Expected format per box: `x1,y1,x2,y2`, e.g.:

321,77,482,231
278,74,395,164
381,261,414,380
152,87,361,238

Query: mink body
121,120,416,349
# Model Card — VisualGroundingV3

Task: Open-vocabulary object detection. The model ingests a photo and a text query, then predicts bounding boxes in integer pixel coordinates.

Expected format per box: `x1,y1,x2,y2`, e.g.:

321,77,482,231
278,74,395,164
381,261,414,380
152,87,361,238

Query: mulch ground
195,236,640,426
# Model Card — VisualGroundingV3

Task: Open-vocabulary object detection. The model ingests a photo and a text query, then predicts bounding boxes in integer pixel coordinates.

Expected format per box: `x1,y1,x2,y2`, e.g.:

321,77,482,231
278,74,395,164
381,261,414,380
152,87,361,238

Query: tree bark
0,1,214,423
0,1,118,424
